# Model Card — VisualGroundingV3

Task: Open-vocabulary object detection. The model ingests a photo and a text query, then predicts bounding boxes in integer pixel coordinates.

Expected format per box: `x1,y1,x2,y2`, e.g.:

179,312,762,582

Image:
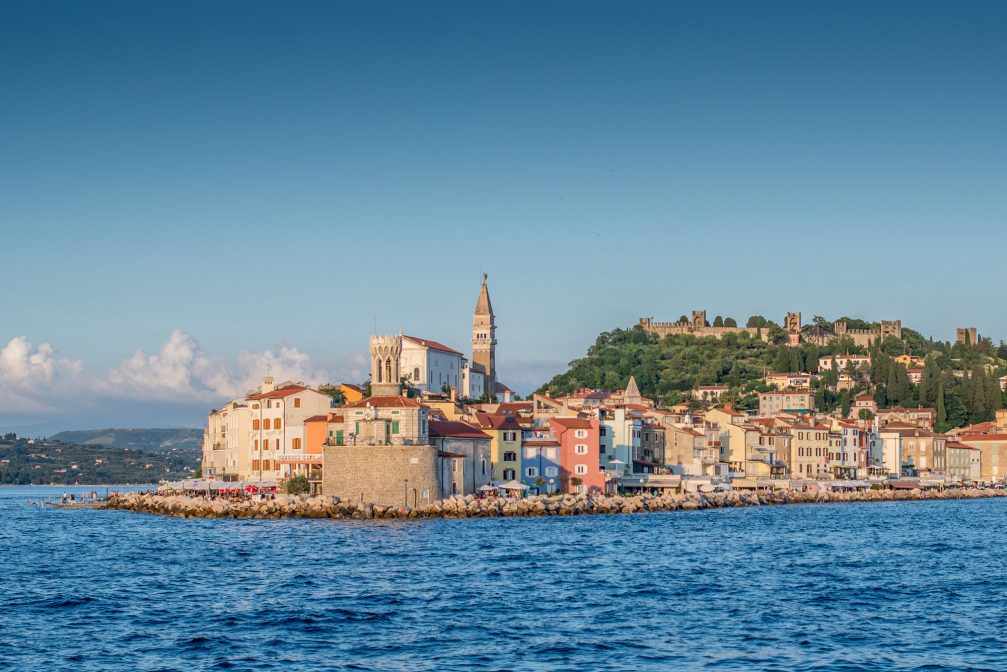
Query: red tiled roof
247,385,308,400
960,434,1007,442
438,451,466,458
496,402,533,414
552,417,593,429
304,415,329,423
343,396,424,409
477,414,523,430
429,420,490,440
402,335,463,356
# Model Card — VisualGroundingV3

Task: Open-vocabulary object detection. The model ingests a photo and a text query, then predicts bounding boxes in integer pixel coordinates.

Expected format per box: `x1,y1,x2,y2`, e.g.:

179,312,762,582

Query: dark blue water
2,486,1007,671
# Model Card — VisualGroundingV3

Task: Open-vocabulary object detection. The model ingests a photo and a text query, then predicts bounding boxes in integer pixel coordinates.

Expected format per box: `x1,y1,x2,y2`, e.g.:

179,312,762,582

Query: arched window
414,367,420,381
385,358,393,385
375,358,383,383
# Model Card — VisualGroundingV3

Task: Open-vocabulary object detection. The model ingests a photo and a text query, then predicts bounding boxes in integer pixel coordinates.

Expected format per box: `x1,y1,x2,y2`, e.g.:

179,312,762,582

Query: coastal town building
763,372,812,390
474,412,526,482
957,434,1007,483
817,354,872,373
691,385,729,402
758,391,813,417
201,399,251,482
550,417,604,494
320,335,490,506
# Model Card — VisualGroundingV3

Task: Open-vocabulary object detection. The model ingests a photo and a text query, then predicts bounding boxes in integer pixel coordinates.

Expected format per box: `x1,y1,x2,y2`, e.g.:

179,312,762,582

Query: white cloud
0,330,356,430
100,330,330,402
0,336,85,412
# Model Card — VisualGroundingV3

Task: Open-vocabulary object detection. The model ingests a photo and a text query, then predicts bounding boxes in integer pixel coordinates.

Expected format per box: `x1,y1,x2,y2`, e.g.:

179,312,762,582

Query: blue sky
1,1,1005,432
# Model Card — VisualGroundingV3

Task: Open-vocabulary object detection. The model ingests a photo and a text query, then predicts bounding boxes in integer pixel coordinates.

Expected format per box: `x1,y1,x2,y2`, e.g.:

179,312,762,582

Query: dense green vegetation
0,434,197,485
47,428,202,458
539,319,1007,432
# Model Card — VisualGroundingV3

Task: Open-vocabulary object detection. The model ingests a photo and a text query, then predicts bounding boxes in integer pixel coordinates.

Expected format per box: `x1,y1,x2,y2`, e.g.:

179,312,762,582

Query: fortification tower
370,334,403,397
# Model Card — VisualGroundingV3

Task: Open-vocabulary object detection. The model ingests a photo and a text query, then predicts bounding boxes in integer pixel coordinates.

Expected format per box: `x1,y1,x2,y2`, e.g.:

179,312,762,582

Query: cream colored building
958,433,1007,483
758,391,813,417
247,378,333,482
783,424,831,479
201,399,250,481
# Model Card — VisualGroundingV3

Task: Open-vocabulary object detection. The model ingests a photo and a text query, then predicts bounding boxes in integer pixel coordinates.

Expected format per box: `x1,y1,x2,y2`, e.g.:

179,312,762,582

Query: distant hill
47,428,202,457
0,435,198,485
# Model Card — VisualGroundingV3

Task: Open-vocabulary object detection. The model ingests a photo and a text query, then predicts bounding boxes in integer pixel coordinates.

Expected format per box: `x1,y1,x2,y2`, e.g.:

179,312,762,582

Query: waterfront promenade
103,486,1006,520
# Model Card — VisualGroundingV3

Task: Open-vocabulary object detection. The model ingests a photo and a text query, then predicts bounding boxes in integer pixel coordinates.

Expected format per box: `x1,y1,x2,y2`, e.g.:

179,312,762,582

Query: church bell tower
472,274,497,398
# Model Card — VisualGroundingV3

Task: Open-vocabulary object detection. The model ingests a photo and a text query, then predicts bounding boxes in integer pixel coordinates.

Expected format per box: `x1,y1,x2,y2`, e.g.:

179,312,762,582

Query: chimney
449,386,457,402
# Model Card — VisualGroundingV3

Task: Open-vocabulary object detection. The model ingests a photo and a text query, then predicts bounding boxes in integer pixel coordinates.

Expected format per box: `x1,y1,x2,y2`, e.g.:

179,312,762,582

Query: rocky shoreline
102,486,1007,520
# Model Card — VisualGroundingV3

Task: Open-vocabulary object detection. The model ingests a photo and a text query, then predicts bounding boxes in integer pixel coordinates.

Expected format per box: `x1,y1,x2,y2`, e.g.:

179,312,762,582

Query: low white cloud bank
0,331,349,429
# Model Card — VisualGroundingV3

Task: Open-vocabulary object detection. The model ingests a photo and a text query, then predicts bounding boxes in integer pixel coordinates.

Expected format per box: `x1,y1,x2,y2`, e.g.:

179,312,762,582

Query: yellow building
475,413,525,481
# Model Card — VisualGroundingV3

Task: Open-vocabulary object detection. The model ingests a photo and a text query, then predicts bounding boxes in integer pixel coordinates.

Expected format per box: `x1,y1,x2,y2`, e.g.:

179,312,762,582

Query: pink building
550,417,604,495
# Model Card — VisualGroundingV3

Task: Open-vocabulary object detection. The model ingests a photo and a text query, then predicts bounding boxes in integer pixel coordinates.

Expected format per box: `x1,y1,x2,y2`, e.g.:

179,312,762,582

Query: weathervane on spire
482,272,488,284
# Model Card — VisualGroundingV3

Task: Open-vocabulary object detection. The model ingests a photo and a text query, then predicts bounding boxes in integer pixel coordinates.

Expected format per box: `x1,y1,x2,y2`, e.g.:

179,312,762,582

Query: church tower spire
472,273,497,398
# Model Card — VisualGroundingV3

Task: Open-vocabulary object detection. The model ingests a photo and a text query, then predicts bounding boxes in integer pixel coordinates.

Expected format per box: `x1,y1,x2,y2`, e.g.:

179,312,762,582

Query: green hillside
47,428,202,458
539,318,1007,433
0,434,198,485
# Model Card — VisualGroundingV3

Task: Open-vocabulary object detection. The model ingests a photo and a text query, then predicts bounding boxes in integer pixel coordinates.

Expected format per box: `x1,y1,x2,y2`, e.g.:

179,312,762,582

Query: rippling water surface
3,486,1007,671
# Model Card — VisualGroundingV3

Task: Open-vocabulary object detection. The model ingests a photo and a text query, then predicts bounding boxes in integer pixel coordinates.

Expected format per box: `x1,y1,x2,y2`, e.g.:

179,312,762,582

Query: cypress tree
937,380,947,426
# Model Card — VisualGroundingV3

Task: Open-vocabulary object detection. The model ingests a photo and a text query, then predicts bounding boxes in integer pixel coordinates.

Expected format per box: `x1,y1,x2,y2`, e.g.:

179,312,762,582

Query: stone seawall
102,487,1007,520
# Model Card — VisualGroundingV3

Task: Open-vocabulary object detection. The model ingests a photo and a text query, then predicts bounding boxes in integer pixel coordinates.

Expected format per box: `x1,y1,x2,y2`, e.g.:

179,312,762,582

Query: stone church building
321,334,492,507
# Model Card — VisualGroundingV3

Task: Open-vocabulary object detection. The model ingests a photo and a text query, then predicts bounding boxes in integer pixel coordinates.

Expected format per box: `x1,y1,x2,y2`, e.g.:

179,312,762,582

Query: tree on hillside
936,380,948,429
812,315,831,329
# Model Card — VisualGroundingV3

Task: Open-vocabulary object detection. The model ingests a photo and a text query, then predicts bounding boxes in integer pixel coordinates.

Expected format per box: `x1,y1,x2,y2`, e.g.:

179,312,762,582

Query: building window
335,430,344,446
252,460,260,470
575,464,588,475
600,427,607,437
526,467,538,478
575,444,588,455
274,419,281,430
292,438,301,450
545,466,558,477
391,421,400,435
252,419,260,430
504,469,515,480
294,398,301,408
414,367,420,380
503,452,517,462
263,419,271,430
575,429,588,439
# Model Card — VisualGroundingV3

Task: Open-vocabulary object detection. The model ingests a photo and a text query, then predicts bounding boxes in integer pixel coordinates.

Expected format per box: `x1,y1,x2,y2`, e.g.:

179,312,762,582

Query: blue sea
2,485,1006,671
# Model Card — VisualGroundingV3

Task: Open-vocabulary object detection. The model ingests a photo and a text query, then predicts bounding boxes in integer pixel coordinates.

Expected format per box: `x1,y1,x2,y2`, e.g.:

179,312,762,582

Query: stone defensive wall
102,487,1006,520
638,319,770,342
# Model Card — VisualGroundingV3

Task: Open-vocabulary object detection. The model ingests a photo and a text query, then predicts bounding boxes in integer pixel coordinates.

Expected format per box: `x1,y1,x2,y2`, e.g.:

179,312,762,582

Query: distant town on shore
188,275,1007,508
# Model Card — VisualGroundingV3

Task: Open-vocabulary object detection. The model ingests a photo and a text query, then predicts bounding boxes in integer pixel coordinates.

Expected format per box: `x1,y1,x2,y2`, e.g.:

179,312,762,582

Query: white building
877,430,902,477
246,378,333,481
400,335,465,396
201,399,251,481
598,408,642,476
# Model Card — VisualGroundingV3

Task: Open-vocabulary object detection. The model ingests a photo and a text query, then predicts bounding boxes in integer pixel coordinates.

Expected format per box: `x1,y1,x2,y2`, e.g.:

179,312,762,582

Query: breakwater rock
102,487,1007,520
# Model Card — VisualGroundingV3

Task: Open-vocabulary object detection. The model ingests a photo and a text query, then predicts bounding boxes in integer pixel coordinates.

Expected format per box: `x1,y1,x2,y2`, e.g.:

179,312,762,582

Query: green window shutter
336,430,344,445
391,421,400,435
